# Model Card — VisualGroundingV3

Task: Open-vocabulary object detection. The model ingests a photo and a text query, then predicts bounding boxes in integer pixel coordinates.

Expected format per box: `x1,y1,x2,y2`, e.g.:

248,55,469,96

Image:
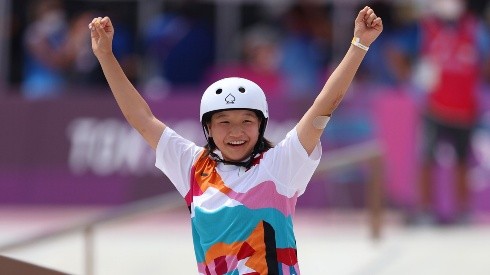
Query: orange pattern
194,153,233,195
204,221,268,273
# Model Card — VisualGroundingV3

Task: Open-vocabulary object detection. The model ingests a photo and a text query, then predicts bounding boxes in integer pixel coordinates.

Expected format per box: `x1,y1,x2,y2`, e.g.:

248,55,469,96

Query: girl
89,6,382,274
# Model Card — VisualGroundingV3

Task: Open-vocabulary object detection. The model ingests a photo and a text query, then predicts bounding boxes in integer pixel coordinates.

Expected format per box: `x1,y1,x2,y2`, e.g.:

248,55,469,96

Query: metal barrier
0,140,384,274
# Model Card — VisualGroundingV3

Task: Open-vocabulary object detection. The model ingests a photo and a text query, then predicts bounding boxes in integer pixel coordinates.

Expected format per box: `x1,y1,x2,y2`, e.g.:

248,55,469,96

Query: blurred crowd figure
204,23,286,97
21,0,138,99
22,0,97,99
355,1,403,88
278,3,333,98
142,1,214,95
390,0,490,225
204,2,333,99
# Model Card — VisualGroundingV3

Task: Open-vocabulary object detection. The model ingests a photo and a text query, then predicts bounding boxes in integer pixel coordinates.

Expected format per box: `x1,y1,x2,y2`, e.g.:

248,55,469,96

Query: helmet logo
225,94,235,104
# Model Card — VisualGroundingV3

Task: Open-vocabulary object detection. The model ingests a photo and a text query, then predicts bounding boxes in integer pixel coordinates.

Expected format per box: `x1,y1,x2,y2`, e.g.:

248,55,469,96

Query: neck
210,151,254,169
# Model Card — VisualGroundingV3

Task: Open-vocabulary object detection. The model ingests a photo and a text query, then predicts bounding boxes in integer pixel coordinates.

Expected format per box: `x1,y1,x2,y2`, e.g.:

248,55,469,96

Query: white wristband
351,37,369,51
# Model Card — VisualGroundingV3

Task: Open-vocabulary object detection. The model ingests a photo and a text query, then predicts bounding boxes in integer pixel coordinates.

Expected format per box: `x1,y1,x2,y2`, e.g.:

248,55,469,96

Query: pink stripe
226,181,297,216
206,261,217,275
225,255,239,271
197,263,206,274
294,263,301,275
280,262,301,274
281,263,290,274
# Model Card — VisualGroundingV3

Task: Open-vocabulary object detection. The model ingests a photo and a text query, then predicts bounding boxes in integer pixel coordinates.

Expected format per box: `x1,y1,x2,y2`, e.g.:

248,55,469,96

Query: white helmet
200,77,269,122
200,77,271,167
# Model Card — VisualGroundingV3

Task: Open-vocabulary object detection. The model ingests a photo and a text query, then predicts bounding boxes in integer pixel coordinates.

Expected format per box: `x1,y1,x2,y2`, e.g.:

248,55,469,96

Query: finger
364,7,374,21
95,17,103,27
92,17,101,31
356,6,369,23
89,18,99,39
88,18,97,30
372,17,383,30
94,20,108,39
100,16,111,27
364,9,377,26
368,12,378,27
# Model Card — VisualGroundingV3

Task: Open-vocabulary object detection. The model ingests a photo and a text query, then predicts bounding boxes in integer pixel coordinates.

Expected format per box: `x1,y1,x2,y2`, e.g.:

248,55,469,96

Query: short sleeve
155,127,203,197
262,127,322,196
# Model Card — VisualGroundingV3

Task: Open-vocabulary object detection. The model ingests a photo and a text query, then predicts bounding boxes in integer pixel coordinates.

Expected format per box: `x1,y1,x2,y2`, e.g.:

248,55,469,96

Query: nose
229,125,244,137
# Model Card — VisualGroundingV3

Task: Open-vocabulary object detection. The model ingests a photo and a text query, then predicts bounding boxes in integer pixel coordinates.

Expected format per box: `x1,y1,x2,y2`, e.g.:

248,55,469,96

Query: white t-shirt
155,126,321,275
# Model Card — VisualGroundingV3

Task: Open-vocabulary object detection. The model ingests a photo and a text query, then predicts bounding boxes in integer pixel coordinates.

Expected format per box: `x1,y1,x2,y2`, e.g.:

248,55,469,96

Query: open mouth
227,140,246,147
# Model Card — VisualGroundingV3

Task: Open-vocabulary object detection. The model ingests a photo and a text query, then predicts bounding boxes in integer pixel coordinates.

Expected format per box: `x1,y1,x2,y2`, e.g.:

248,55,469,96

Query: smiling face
207,109,261,162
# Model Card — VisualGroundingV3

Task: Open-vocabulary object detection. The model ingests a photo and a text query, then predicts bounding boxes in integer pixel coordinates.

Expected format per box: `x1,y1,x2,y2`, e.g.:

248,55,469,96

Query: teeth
228,141,245,145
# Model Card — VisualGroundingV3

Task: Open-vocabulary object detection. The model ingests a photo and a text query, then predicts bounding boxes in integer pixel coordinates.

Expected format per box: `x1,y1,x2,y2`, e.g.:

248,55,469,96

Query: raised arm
296,6,383,154
89,17,165,150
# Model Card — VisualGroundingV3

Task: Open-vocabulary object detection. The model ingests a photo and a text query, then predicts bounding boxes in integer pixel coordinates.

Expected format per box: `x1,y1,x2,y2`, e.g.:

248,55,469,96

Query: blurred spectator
21,0,86,99
143,1,214,94
65,11,99,88
205,24,286,97
108,11,139,85
391,0,490,224
278,3,332,98
355,1,405,89
68,8,139,91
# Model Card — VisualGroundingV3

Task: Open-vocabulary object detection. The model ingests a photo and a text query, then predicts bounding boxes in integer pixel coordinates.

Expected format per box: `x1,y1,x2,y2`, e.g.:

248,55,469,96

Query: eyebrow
214,112,257,119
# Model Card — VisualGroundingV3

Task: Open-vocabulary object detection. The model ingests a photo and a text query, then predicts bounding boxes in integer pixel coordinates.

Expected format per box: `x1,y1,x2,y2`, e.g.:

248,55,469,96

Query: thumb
95,21,109,40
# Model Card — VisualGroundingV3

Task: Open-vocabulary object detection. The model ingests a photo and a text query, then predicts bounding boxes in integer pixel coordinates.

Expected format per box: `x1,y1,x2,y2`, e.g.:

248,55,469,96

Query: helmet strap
207,136,264,170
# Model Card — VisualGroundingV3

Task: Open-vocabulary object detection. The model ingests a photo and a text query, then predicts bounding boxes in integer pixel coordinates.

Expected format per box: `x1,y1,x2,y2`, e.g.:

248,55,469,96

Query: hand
89,16,114,58
354,6,383,47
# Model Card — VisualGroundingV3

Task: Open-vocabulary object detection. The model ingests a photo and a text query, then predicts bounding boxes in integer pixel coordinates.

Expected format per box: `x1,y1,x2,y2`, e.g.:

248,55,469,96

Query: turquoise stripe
191,222,206,261
192,205,296,262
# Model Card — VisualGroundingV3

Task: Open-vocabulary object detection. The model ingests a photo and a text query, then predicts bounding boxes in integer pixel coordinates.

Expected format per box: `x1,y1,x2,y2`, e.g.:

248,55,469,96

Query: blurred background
1,0,490,274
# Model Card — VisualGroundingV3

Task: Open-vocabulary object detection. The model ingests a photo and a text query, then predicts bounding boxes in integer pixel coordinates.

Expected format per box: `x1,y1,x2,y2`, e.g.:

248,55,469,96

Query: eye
216,89,222,94
238,87,245,93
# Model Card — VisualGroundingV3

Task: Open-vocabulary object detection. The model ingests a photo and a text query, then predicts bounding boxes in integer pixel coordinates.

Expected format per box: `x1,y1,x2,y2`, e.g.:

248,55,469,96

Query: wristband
351,37,369,51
